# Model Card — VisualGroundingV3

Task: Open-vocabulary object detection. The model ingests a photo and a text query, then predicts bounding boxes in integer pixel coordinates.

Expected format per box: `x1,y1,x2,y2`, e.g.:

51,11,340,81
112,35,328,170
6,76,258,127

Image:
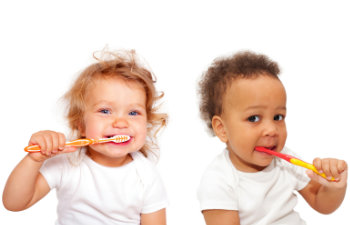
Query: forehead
223,75,286,111
89,76,144,91
85,76,146,100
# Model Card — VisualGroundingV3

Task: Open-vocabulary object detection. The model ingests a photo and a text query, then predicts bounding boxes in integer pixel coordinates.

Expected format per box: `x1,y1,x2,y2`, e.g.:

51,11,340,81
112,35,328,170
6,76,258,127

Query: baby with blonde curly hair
3,49,168,225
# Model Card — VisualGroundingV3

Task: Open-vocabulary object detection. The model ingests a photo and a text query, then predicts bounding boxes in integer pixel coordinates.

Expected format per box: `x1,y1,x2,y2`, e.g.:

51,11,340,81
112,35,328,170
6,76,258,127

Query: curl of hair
198,51,280,135
64,49,167,158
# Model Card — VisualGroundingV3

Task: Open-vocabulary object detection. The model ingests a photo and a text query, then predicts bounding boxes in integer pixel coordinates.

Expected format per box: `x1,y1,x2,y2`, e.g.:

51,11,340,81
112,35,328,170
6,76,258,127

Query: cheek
82,117,102,138
135,120,147,142
140,122,148,138
277,121,287,135
231,132,251,148
226,126,244,148
229,126,260,150
280,126,288,142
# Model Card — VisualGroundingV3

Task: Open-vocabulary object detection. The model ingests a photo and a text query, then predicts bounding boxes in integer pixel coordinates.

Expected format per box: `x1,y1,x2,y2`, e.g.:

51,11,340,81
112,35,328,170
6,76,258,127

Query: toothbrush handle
24,139,95,152
290,158,334,181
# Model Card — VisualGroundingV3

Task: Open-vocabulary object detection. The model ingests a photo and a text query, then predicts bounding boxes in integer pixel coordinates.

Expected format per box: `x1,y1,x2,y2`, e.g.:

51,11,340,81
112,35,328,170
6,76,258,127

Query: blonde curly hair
64,49,167,158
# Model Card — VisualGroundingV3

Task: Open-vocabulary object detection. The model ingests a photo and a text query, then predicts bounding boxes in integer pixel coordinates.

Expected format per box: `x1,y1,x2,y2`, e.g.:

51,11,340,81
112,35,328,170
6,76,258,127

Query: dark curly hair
198,51,280,135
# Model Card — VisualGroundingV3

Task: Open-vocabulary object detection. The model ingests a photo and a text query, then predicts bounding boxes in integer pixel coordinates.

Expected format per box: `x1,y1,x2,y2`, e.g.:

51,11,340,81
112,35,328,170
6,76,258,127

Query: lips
103,134,132,144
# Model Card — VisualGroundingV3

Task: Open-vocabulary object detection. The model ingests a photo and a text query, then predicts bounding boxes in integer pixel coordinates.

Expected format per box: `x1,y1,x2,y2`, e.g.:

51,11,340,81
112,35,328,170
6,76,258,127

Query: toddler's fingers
33,134,48,155
30,130,61,156
320,158,334,178
321,159,347,180
62,146,79,154
45,132,56,156
58,133,66,151
337,160,347,173
48,132,66,154
335,160,347,183
306,170,329,186
50,132,60,154
57,132,66,151
313,157,322,173
329,159,341,180
340,168,348,182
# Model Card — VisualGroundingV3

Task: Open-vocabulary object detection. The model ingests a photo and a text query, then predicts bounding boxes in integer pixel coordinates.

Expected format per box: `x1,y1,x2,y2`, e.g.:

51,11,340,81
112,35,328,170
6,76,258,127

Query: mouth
264,146,277,151
256,145,277,152
105,134,130,138
104,135,132,144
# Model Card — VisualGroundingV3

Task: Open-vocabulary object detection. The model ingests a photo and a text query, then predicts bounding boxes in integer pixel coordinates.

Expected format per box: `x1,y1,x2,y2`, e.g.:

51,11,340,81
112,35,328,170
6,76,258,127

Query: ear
212,115,228,143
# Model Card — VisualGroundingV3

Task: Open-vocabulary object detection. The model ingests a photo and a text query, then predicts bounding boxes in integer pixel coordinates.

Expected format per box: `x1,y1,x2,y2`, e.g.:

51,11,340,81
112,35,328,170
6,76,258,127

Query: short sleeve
197,151,239,211
40,154,68,189
131,152,168,214
293,164,311,190
141,170,168,214
281,148,310,191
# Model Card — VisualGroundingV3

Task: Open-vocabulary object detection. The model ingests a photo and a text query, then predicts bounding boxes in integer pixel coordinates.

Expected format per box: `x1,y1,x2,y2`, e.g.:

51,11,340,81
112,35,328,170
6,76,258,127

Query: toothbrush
24,135,131,152
255,146,335,181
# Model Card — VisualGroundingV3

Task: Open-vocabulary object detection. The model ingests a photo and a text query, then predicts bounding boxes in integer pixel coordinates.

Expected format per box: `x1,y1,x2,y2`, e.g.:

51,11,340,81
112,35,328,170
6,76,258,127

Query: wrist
322,181,347,191
26,153,46,165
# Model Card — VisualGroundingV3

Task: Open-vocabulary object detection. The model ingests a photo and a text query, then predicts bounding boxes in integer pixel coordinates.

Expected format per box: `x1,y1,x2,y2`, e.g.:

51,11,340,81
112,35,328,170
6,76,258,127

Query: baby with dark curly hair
197,51,347,225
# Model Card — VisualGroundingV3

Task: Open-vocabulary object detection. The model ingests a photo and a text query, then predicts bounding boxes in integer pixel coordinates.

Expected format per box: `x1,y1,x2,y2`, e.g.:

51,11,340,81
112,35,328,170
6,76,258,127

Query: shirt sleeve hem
200,201,238,211
141,200,169,214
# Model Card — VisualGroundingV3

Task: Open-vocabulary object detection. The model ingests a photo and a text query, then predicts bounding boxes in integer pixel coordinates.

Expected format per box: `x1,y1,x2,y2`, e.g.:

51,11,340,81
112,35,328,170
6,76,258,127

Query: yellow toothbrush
255,146,335,181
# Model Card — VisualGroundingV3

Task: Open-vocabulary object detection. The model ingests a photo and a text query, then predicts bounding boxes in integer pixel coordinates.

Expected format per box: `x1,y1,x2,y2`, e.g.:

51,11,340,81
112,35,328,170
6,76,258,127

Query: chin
256,159,273,169
107,149,131,158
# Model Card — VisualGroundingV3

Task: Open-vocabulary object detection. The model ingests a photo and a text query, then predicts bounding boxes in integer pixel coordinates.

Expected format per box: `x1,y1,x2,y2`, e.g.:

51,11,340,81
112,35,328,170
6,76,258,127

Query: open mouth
104,135,131,144
257,146,277,151
105,134,130,138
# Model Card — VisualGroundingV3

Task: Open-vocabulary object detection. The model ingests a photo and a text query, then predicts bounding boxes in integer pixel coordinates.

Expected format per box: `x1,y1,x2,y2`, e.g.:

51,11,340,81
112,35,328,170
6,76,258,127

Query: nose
112,116,128,128
262,120,278,137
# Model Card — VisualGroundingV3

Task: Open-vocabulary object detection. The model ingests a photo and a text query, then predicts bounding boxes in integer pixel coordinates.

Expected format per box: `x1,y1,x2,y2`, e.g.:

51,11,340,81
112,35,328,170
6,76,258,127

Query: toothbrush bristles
114,135,130,143
96,135,130,144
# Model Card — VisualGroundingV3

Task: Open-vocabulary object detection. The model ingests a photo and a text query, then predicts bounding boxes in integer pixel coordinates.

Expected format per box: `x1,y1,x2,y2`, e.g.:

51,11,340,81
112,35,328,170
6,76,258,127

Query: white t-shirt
40,151,168,225
197,147,310,225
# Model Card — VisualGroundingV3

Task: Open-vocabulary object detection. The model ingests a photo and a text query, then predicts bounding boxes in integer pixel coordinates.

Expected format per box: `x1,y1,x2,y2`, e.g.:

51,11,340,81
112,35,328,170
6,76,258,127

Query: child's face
81,76,147,167
213,75,287,172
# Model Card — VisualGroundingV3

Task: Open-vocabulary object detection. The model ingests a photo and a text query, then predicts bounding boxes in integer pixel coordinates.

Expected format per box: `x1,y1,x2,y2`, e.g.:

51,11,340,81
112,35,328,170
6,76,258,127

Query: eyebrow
244,105,287,111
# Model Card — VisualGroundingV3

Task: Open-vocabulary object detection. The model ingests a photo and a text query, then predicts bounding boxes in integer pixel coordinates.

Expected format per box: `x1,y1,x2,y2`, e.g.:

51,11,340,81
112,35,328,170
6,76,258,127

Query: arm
2,155,50,211
141,208,166,225
2,130,76,211
298,158,347,214
202,209,240,225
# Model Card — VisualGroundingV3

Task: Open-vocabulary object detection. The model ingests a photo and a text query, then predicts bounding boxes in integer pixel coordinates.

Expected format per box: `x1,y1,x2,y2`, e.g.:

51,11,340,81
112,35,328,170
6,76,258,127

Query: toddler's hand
307,157,348,188
27,130,77,162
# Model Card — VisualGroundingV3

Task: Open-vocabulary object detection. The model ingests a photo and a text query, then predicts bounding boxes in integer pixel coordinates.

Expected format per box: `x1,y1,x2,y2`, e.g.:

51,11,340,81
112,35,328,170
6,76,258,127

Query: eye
99,108,111,114
129,111,139,116
248,115,260,123
274,114,284,121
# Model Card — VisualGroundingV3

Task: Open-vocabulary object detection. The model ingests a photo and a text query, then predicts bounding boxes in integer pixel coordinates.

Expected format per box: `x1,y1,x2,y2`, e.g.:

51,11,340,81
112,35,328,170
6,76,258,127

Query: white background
1,0,349,224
